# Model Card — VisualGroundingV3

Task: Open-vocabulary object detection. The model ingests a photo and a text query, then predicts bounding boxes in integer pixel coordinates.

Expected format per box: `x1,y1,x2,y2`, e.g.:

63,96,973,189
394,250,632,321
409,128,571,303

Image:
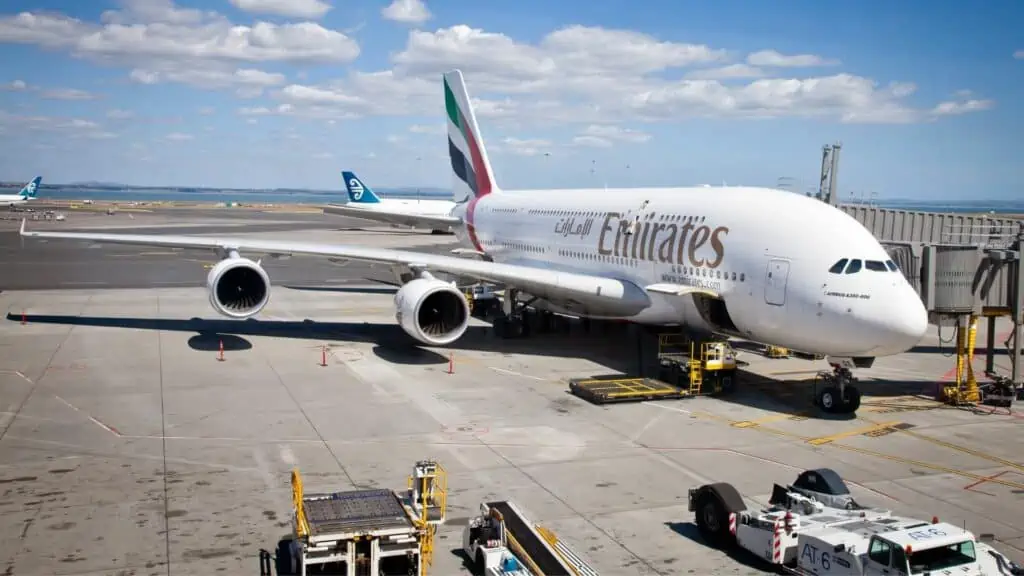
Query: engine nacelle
206,257,271,319
394,277,470,346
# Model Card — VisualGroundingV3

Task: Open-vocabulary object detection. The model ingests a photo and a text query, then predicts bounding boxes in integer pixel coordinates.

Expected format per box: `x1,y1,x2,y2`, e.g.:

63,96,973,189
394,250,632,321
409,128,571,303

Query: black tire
695,491,731,547
817,386,839,413
844,386,862,413
275,539,294,575
475,549,486,573
493,316,508,338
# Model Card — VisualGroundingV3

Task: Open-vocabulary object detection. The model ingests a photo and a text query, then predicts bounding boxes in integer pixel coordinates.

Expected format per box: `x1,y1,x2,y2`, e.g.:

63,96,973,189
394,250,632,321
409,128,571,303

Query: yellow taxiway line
806,421,901,445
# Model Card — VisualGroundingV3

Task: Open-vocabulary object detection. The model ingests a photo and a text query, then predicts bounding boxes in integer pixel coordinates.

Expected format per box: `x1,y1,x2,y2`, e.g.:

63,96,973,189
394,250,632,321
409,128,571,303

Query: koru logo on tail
348,178,364,200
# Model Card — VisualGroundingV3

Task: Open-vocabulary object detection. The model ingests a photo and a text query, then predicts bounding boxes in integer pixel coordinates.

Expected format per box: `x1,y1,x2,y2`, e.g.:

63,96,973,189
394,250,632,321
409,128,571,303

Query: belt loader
688,468,1023,575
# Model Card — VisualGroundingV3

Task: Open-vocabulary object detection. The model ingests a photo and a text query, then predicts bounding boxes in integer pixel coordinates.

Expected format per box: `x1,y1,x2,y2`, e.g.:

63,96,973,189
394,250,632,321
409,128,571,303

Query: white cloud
575,125,651,147
381,0,432,25
229,0,333,19
496,137,552,157
198,106,215,115
166,132,193,141
930,91,995,116
271,23,954,126
41,88,97,100
0,0,359,94
2,81,99,100
0,111,114,140
409,123,444,135
686,63,765,80
746,49,839,67
107,109,135,119
0,8,991,131
1015,50,1023,60
572,135,612,148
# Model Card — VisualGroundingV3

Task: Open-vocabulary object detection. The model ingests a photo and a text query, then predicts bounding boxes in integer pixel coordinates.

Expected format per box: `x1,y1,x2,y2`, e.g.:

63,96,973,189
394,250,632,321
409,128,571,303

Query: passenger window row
829,258,900,275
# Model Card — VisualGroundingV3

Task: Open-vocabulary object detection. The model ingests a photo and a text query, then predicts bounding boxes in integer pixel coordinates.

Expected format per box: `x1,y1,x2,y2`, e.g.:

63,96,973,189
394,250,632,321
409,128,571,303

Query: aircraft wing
321,204,461,230
19,220,651,315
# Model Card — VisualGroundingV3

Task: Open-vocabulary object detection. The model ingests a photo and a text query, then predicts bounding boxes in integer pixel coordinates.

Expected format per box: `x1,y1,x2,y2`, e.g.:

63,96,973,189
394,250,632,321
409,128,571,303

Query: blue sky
0,0,1020,200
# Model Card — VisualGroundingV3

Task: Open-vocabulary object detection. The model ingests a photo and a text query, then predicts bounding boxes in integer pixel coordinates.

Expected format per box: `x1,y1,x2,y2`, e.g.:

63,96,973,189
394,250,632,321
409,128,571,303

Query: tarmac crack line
0,294,90,444
157,293,172,576
262,354,356,487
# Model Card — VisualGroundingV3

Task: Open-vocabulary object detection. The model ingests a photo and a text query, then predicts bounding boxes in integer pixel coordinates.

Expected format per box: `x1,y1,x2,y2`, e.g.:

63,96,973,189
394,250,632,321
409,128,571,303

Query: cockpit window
829,258,848,274
865,260,887,272
845,259,862,274
886,259,898,272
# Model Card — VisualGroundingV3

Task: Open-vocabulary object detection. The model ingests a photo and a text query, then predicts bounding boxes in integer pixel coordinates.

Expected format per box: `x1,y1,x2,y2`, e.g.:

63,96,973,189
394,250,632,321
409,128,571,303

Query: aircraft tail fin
19,176,41,199
443,70,498,203
341,171,380,204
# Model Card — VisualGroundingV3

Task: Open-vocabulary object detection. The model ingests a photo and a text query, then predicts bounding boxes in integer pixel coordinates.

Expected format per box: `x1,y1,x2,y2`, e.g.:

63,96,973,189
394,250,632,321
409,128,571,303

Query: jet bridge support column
986,316,998,376
1012,235,1024,387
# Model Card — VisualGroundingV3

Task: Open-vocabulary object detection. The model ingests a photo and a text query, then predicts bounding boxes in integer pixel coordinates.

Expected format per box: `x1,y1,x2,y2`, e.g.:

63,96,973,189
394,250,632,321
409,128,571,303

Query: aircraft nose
877,286,929,355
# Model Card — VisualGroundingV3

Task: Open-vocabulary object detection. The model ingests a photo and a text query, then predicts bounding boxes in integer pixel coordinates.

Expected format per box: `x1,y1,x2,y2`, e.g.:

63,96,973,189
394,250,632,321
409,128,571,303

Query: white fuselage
451,186,928,359
351,197,455,217
0,194,31,206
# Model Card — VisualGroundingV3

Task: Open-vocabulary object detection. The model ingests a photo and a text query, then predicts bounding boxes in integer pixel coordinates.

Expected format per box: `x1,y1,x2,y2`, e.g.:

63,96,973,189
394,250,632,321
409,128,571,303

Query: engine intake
394,277,470,346
206,257,271,318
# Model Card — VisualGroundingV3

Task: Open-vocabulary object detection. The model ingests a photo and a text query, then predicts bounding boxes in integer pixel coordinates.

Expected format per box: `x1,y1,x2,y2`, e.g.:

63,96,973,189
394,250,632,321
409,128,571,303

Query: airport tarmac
1,213,1023,575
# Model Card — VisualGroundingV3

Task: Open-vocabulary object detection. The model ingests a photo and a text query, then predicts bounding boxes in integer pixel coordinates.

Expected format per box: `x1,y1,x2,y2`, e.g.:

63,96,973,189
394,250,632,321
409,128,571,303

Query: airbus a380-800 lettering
19,69,928,414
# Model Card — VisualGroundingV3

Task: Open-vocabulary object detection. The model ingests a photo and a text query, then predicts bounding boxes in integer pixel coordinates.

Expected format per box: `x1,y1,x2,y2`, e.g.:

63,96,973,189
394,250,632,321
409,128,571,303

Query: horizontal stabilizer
645,283,720,299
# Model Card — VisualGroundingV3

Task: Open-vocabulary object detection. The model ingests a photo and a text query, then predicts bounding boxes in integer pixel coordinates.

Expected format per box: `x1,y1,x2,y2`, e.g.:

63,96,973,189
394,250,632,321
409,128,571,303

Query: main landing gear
492,288,531,339
813,365,862,414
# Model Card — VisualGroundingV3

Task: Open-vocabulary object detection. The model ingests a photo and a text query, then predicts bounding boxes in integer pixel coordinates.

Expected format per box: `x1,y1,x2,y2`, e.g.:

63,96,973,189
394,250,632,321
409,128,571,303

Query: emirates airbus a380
19,69,928,414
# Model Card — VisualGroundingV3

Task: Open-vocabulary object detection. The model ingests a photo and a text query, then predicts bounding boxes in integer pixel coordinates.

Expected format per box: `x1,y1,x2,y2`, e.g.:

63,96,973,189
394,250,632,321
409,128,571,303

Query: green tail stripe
444,79,466,139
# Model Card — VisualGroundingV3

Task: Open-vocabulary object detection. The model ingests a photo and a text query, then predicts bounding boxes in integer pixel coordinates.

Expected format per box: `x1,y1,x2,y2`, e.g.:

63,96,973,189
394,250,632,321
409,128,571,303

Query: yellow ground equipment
657,334,737,390
942,314,981,405
282,460,447,576
672,337,737,395
569,377,689,404
765,345,790,358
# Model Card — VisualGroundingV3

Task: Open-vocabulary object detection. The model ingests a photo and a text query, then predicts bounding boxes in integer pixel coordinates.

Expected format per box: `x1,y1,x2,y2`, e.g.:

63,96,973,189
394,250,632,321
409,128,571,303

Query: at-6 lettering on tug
689,468,1023,575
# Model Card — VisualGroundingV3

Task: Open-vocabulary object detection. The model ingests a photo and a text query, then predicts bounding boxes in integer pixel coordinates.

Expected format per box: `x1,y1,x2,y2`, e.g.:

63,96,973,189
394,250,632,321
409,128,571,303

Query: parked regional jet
18,70,928,414
321,171,459,234
1,176,41,207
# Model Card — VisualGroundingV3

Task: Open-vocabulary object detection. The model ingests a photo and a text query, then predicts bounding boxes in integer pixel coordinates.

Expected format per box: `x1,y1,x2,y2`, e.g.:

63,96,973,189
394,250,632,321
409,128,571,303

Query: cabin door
764,258,790,306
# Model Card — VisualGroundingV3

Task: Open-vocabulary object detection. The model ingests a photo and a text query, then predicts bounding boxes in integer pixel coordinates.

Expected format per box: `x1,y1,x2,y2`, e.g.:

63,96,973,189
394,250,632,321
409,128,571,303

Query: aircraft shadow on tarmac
664,521,766,571
5,312,945,422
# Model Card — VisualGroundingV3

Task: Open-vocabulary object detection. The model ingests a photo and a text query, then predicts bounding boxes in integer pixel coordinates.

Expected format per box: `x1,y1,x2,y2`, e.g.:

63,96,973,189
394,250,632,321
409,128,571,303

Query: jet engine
394,277,470,346
206,257,271,318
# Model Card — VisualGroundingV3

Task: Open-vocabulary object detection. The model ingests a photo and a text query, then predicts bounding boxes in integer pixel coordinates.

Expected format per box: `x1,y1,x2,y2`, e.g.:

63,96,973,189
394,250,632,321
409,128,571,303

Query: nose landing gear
813,365,862,414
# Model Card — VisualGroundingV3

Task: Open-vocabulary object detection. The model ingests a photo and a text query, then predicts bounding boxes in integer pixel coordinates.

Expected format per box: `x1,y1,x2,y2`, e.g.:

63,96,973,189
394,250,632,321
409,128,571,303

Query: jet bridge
814,141,1022,398
837,204,1024,401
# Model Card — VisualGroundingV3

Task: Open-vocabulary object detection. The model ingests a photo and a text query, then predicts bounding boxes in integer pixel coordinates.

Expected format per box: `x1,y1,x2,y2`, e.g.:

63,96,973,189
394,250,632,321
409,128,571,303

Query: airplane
1,176,41,207
18,69,929,415
321,171,460,235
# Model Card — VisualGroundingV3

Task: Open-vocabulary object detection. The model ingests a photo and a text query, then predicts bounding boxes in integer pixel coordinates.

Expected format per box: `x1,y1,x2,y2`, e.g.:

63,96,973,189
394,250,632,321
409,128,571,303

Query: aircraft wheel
817,386,839,413
843,386,862,413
